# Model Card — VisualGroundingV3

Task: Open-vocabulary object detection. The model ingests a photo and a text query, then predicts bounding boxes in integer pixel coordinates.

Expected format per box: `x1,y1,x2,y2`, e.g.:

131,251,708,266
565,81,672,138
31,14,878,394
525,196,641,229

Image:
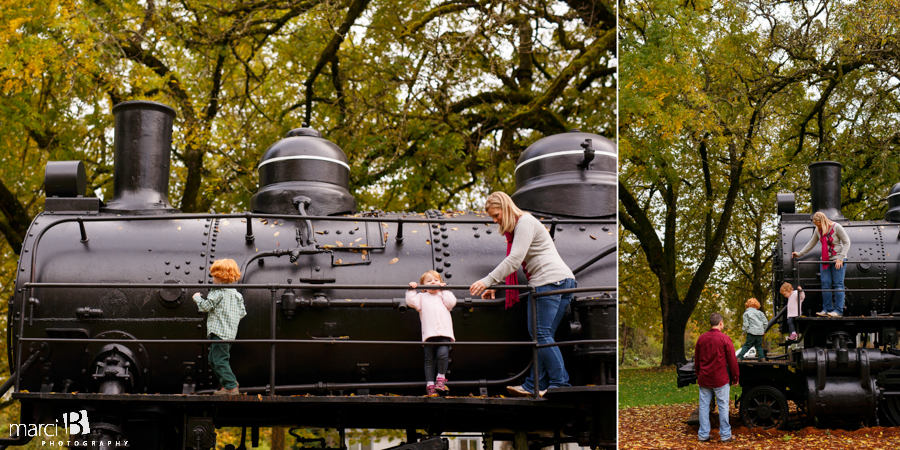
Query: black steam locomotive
1,101,617,449
679,162,900,430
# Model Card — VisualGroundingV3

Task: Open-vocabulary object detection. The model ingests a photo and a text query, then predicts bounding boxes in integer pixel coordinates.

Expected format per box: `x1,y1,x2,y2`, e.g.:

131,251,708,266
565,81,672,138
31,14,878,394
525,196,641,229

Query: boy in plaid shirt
193,259,247,395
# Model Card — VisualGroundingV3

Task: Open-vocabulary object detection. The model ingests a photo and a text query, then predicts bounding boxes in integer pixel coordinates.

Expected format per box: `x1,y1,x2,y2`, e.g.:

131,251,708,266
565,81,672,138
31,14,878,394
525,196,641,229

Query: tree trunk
271,427,285,450
660,298,692,366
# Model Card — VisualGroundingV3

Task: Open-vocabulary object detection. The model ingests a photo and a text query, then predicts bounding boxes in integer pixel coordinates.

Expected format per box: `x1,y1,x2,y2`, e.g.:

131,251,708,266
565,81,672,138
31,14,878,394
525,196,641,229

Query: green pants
209,335,238,389
737,334,765,360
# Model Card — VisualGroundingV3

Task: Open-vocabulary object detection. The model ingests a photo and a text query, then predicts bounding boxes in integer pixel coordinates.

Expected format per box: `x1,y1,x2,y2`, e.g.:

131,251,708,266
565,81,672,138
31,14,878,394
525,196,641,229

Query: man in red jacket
694,313,740,443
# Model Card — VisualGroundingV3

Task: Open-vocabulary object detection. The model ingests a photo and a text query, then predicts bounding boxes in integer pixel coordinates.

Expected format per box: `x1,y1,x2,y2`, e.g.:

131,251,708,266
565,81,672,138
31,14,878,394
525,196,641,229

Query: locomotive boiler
678,161,900,430
2,101,617,449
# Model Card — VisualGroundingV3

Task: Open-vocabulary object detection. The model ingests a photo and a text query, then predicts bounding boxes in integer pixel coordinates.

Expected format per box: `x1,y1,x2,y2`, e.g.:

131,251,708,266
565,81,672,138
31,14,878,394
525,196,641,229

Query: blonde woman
469,192,575,397
792,211,851,317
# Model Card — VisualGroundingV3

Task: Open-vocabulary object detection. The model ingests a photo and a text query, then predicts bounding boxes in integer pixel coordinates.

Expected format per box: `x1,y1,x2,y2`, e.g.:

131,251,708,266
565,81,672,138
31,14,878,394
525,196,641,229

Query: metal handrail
14,204,617,401
21,282,616,292
12,283,615,399
783,227,900,323
34,212,616,224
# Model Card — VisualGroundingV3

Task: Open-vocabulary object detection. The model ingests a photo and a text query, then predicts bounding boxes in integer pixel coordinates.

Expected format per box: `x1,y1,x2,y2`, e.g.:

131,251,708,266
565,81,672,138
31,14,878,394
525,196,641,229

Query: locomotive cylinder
798,347,900,376
805,376,877,419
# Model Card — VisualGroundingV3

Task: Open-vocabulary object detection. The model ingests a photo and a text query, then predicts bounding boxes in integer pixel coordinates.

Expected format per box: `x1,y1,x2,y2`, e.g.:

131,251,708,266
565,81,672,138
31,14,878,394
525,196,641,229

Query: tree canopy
619,0,900,365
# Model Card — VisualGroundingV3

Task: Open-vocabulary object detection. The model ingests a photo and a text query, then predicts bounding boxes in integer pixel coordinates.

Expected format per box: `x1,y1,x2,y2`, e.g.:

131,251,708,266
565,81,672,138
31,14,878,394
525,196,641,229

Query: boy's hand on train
192,292,201,299
481,290,495,299
409,282,417,289
835,259,843,269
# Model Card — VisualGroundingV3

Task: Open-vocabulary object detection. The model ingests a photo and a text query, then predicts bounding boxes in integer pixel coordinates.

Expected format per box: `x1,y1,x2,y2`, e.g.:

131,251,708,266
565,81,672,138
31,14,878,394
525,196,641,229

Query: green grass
619,366,742,408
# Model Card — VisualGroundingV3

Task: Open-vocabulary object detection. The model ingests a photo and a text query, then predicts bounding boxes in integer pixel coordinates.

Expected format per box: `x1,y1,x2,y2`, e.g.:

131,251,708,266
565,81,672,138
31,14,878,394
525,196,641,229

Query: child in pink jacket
407,270,457,396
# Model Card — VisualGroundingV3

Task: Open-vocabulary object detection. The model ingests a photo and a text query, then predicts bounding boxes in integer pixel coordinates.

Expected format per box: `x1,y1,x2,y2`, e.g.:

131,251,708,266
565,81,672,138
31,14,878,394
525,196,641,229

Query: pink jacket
787,289,806,318
406,290,457,341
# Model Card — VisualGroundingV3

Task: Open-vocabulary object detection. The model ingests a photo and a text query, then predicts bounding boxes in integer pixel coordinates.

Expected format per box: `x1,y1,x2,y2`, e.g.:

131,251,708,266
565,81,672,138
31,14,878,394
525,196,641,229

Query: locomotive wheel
740,386,789,430
881,396,900,426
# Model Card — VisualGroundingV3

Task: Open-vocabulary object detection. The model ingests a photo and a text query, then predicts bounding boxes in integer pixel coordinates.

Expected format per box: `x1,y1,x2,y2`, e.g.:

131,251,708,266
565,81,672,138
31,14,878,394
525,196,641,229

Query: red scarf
503,216,531,309
820,226,836,270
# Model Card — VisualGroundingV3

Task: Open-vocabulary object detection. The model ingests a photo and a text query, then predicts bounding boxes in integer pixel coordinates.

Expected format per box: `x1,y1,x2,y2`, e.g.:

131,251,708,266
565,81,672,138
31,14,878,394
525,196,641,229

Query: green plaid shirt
194,288,247,340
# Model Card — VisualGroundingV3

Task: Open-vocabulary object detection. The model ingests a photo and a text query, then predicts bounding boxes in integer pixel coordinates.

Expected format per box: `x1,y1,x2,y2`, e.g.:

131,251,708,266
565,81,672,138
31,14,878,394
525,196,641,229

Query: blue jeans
521,278,575,392
698,384,731,441
820,263,846,315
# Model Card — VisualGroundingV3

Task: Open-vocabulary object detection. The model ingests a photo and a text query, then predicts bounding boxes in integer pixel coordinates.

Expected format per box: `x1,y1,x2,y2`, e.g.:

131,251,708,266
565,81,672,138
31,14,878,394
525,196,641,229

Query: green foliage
619,366,744,409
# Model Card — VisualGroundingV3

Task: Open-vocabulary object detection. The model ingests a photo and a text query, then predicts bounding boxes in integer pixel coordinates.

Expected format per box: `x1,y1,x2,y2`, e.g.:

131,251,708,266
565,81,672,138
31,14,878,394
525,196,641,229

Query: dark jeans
737,334,765,360
210,335,238,389
424,336,452,381
786,317,797,334
522,278,576,391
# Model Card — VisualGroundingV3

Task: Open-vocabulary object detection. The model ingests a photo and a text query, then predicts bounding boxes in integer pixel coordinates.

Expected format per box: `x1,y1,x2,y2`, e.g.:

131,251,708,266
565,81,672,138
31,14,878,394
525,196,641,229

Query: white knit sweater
405,290,457,342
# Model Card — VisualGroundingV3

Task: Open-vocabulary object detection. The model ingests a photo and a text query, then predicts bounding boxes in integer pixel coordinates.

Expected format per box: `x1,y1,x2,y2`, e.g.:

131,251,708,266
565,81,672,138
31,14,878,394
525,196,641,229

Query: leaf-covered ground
619,403,900,449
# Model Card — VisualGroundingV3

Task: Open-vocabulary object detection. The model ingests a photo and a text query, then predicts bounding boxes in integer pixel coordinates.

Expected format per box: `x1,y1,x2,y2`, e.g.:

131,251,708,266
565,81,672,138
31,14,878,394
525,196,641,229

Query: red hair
210,259,241,283
745,298,761,309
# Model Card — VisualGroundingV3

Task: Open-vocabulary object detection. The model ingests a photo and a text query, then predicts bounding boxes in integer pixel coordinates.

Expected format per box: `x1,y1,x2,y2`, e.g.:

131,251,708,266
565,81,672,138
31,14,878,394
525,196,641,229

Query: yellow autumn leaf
389,258,399,264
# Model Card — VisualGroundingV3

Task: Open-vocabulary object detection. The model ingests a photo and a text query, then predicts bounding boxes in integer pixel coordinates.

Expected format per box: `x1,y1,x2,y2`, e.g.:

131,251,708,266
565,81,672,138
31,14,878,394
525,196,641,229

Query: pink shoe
435,377,449,395
426,384,437,396
788,332,798,341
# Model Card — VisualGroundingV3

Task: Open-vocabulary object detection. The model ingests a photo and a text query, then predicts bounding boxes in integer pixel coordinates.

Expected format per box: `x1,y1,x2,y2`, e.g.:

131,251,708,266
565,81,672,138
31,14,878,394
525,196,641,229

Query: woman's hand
470,280,487,296
791,252,799,259
481,289,496,299
835,259,843,269
408,282,418,289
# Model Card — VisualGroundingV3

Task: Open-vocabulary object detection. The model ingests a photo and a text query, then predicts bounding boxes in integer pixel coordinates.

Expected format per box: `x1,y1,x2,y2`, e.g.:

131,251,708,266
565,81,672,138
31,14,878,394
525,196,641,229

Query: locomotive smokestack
887,182,900,222
808,161,846,221
102,100,179,214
